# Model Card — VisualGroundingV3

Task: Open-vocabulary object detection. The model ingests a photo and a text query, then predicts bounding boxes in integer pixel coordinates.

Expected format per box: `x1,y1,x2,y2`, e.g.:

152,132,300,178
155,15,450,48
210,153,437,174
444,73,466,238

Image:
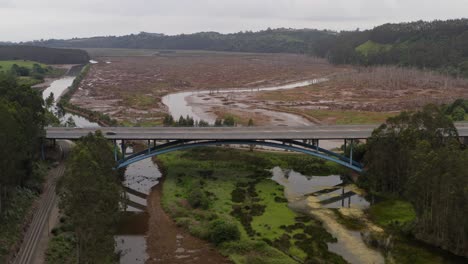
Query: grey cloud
0,0,467,41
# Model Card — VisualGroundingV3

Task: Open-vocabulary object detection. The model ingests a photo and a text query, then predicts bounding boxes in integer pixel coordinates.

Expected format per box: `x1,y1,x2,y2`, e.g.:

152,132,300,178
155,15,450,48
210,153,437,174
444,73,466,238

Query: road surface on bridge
46,123,468,140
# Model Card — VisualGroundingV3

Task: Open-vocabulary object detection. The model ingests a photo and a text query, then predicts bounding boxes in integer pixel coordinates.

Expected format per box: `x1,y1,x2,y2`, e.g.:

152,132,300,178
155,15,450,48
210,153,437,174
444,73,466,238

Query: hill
23,19,468,76
25,29,332,54
318,19,468,77
0,45,90,64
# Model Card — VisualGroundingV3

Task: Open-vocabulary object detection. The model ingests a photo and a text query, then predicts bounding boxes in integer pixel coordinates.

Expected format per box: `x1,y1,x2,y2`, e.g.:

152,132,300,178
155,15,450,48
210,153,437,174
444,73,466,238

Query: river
162,78,327,123
42,68,381,263
41,70,156,263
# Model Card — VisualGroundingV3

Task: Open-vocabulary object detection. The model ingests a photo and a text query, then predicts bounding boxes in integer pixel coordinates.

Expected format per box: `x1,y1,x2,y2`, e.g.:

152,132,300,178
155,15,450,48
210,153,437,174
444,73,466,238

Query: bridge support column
349,139,354,165
113,140,118,162
121,140,126,159
147,140,151,154
462,137,468,145
40,139,45,160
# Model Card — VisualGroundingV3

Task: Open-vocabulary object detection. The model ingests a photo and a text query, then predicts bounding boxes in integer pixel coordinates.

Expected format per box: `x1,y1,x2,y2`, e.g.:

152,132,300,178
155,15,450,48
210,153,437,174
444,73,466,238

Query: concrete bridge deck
46,123,468,140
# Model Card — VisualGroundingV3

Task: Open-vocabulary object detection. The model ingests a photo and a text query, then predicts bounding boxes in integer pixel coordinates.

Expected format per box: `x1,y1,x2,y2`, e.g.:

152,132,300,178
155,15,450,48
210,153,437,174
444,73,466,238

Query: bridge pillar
461,137,468,145
121,140,126,159
147,140,151,154
113,140,118,162
40,139,45,160
349,139,354,165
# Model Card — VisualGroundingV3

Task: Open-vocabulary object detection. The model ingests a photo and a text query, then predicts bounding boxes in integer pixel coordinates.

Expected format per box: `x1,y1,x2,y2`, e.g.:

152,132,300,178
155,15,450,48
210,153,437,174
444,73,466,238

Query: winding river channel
41,66,383,264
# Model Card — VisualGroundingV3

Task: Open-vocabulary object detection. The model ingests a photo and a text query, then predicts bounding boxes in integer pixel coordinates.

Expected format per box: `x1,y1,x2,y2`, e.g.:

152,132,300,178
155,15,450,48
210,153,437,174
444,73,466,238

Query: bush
231,187,246,203
188,188,210,209
208,219,241,245
451,106,465,121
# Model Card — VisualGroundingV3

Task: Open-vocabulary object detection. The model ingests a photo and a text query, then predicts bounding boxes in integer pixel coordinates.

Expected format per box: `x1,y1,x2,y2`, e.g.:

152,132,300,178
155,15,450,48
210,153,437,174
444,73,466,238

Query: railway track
11,142,69,264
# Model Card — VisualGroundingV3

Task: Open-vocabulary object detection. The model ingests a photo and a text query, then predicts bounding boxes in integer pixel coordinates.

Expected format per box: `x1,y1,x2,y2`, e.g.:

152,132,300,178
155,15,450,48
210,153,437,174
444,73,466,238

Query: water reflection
270,167,369,209
270,167,383,264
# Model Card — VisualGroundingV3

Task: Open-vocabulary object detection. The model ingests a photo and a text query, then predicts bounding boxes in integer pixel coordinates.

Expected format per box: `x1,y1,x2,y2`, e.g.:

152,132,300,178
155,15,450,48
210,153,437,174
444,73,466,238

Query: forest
361,105,468,257
0,73,47,261
27,19,468,77
0,45,90,64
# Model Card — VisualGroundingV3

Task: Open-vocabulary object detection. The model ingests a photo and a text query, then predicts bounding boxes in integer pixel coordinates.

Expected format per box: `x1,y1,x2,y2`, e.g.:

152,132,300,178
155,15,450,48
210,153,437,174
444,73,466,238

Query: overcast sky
0,0,467,42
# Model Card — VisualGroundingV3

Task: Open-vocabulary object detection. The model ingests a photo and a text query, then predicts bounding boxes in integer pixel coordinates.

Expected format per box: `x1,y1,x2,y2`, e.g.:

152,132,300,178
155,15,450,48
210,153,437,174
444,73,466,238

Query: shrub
208,219,241,245
188,188,210,209
231,187,246,203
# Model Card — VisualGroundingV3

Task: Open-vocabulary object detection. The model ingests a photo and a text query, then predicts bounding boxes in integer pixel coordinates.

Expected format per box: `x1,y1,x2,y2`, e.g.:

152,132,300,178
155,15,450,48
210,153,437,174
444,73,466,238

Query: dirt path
146,181,230,264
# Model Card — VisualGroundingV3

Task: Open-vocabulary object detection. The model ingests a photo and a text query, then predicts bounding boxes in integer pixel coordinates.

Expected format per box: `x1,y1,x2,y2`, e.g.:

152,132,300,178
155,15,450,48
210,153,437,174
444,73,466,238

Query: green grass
123,94,156,109
17,76,43,86
0,60,47,71
0,60,65,86
306,109,396,125
369,199,416,227
158,147,347,263
251,181,296,241
355,40,392,57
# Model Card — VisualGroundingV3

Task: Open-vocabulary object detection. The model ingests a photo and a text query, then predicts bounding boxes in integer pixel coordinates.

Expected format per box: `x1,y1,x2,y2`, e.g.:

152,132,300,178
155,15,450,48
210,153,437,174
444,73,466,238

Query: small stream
271,167,385,264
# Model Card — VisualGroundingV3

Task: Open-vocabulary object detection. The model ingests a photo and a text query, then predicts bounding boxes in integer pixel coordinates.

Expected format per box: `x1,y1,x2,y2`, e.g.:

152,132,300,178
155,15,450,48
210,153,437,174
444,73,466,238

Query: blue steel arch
116,140,363,172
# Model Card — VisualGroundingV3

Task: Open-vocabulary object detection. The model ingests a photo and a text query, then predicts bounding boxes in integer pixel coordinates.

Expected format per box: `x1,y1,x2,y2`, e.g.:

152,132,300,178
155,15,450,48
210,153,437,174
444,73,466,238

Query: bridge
45,124,468,173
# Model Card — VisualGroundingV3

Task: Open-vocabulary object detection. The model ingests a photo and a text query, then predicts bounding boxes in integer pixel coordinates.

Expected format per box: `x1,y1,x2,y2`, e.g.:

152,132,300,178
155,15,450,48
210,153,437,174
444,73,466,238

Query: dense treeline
0,73,46,260
27,19,468,76
49,132,122,263
162,114,241,127
319,19,468,77
361,105,468,257
28,29,330,54
0,74,45,193
0,45,90,64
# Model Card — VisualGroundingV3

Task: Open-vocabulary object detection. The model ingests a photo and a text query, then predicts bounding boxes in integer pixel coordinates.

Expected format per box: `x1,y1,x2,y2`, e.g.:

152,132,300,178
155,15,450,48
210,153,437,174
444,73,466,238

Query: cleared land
71,51,347,125
71,50,468,126
251,66,468,124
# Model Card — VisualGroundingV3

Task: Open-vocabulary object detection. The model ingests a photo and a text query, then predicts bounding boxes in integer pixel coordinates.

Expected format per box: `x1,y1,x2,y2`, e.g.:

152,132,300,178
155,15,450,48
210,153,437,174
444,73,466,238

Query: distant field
0,60,46,72
83,48,267,58
0,60,65,86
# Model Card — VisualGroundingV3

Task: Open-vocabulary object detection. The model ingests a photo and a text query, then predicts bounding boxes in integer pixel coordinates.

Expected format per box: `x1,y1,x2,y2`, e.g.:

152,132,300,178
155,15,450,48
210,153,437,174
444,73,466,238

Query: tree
163,114,174,126
198,119,209,127
451,106,465,121
59,132,122,263
214,118,223,127
45,92,55,109
65,116,76,127
363,105,467,257
247,118,254,127
223,116,236,127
